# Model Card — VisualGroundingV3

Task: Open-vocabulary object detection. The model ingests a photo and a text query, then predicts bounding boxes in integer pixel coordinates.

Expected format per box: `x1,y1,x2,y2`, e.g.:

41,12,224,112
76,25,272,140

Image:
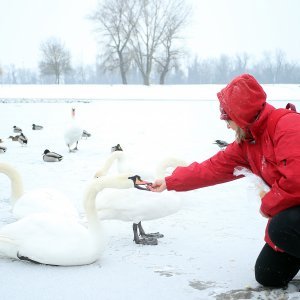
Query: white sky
0,0,300,69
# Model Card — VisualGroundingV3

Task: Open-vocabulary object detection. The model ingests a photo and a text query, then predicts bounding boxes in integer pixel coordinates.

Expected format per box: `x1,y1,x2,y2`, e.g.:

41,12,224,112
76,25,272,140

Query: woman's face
225,120,238,131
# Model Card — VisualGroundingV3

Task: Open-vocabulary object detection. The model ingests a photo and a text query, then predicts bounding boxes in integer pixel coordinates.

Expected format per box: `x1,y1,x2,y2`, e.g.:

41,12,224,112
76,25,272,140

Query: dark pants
255,206,300,287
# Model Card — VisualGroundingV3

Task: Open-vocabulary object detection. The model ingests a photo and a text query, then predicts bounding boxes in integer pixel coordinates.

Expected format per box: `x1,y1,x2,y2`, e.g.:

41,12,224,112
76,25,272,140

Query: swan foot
133,223,158,245
137,221,164,239
141,232,164,239
134,237,158,246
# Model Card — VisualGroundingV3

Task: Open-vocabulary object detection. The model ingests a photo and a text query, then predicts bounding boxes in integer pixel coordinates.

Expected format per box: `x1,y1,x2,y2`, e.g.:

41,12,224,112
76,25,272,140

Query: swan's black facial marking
128,175,152,191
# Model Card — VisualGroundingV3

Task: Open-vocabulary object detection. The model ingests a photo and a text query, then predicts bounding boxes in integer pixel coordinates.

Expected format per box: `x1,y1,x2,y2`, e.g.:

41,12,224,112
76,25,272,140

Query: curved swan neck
0,163,23,205
156,157,188,177
95,151,126,177
84,174,134,230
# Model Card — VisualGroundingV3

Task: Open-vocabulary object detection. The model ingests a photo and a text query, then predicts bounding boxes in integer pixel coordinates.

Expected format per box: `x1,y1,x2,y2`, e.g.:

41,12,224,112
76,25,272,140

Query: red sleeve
165,142,250,191
260,113,300,217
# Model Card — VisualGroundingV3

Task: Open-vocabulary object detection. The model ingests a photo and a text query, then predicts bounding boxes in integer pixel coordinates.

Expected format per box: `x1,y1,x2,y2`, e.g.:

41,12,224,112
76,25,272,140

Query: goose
43,149,63,162
13,126,22,133
0,146,7,153
94,151,187,245
17,133,28,146
82,130,91,139
0,162,78,219
64,107,83,152
0,174,146,266
32,124,43,130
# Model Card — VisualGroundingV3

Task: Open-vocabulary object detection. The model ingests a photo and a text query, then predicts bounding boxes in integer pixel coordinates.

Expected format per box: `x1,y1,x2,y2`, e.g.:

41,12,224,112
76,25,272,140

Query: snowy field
0,84,300,300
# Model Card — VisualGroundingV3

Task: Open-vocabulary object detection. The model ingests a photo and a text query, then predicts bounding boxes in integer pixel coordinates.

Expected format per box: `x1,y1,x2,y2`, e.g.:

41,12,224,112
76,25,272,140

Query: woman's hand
148,178,167,192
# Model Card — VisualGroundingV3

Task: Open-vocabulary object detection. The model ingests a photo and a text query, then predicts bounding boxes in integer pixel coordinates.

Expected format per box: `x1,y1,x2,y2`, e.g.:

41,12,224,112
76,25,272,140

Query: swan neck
0,163,23,205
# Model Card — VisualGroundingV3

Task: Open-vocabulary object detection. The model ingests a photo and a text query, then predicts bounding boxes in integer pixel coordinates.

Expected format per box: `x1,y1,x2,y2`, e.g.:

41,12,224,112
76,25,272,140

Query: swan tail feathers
0,235,19,258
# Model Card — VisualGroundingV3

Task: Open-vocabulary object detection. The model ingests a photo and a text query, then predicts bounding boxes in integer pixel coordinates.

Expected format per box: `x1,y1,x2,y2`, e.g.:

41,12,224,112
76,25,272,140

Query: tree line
0,0,300,84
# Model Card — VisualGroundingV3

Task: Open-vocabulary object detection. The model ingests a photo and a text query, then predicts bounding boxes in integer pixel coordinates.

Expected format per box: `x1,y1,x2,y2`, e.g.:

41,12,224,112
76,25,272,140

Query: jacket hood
217,74,267,129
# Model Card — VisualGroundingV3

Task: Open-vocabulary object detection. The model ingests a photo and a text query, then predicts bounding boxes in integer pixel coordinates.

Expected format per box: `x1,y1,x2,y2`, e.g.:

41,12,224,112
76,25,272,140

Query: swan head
88,174,151,196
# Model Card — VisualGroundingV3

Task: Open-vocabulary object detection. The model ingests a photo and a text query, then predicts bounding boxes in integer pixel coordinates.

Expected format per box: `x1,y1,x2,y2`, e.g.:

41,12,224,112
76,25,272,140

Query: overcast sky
0,0,300,69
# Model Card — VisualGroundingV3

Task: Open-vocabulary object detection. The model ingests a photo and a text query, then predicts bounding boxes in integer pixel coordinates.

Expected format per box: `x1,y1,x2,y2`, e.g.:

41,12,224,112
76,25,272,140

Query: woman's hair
235,126,246,143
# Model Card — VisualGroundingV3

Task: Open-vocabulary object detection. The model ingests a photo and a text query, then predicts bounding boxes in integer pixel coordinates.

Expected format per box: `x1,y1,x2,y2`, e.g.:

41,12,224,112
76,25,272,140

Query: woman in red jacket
149,73,300,287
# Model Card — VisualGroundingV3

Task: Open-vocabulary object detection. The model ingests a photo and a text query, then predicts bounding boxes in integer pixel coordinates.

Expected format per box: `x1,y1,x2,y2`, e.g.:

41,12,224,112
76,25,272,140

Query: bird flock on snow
0,106,230,266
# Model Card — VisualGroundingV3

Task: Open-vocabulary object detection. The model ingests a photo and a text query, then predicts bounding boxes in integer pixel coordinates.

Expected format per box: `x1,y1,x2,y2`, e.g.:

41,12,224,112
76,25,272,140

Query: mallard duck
13,126,22,133
82,130,91,139
43,149,63,162
17,133,28,146
8,135,20,141
32,124,43,130
111,144,123,152
0,146,7,153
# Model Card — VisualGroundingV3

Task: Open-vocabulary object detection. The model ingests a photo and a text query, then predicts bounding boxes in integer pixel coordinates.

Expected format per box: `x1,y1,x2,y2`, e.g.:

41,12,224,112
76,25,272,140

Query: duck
64,107,83,152
17,133,28,146
82,130,91,139
213,139,229,149
43,149,63,162
13,126,22,133
0,146,7,153
0,174,145,266
8,135,20,141
32,124,43,130
0,162,78,219
94,151,187,245
111,144,123,152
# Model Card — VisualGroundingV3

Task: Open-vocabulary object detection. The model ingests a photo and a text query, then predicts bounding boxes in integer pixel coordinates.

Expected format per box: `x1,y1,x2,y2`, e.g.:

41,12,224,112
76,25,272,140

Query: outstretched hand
148,178,167,193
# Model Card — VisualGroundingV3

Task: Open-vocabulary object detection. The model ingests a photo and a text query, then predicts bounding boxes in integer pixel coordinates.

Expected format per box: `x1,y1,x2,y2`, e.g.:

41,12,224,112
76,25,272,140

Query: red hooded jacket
165,74,300,251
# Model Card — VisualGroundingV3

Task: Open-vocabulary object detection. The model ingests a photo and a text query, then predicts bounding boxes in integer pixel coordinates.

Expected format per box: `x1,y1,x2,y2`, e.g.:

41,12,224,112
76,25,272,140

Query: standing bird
18,133,28,146
94,152,187,245
43,149,63,162
32,124,43,130
213,139,229,149
64,108,83,152
13,126,22,133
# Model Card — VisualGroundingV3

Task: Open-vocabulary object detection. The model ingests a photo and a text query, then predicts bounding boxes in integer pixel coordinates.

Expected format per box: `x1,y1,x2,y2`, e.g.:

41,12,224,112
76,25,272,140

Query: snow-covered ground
0,84,300,300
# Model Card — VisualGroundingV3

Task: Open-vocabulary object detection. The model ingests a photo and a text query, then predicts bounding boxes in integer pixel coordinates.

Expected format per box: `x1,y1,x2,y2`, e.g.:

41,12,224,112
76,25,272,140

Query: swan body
43,149,63,162
0,162,77,219
94,151,187,244
0,174,137,265
64,108,83,152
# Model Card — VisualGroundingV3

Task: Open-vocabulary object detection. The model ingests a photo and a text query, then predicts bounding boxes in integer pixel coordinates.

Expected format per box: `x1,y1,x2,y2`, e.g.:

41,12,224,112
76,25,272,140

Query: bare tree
39,38,72,84
154,0,190,84
90,0,140,84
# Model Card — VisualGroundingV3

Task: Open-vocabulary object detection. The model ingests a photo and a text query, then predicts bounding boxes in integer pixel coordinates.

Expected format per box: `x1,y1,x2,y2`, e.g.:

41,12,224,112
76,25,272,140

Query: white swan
94,151,187,245
0,162,78,219
0,174,140,266
64,107,83,152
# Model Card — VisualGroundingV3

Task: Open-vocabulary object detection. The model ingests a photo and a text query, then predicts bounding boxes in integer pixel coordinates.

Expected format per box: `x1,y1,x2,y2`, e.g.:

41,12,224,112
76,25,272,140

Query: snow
0,84,300,300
